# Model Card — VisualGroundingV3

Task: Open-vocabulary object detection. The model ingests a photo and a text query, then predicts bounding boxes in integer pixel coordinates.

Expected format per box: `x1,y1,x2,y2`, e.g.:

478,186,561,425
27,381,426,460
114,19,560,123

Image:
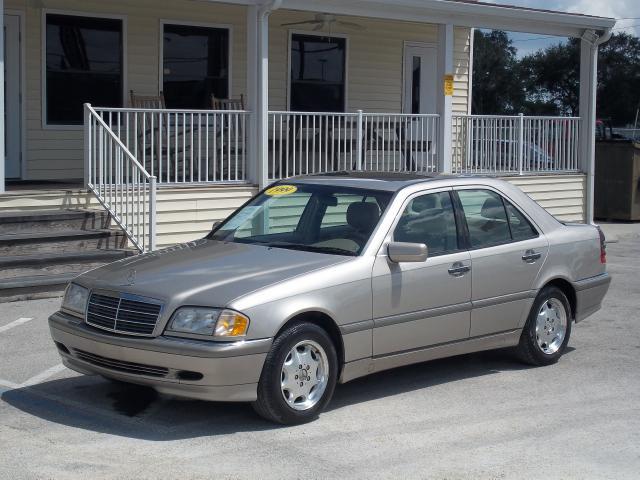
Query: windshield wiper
265,242,357,256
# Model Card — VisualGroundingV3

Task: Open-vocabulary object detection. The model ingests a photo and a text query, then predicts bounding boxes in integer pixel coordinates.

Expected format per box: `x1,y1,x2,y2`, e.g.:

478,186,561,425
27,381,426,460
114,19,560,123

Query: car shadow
1,348,572,441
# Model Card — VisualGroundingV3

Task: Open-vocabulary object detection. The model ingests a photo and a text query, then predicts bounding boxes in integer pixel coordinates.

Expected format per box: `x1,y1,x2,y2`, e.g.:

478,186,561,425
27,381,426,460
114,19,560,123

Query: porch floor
4,180,85,195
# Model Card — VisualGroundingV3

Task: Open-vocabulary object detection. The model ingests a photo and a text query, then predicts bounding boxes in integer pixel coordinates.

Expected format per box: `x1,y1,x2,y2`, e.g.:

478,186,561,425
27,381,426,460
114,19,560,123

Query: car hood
79,239,351,307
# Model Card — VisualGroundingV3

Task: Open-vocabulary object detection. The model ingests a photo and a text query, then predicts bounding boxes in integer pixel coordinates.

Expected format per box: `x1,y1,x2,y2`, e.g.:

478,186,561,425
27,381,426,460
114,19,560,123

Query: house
0,0,615,298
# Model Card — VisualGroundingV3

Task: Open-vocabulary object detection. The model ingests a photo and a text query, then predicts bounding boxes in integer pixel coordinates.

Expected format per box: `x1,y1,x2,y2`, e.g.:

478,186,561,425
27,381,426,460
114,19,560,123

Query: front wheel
252,322,338,425
516,286,572,366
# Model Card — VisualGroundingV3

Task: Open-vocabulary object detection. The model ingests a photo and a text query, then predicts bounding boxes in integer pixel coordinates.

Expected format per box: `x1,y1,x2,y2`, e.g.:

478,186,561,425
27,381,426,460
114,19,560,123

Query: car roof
286,171,472,192
285,171,443,192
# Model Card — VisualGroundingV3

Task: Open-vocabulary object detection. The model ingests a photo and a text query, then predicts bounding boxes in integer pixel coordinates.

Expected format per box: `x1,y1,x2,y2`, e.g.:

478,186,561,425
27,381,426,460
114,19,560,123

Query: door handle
522,249,542,263
448,262,471,277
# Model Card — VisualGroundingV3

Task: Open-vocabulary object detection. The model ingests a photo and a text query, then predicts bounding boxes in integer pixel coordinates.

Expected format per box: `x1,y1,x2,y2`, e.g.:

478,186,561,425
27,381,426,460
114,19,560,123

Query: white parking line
20,364,67,388
0,317,34,334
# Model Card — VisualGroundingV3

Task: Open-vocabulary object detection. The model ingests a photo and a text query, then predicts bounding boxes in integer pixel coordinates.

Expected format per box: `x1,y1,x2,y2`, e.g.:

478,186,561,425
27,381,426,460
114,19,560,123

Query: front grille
86,292,162,336
73,349,169,378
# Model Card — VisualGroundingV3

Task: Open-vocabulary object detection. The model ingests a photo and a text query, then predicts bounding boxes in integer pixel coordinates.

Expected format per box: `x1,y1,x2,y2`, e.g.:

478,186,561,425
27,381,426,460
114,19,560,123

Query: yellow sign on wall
444,74,454,96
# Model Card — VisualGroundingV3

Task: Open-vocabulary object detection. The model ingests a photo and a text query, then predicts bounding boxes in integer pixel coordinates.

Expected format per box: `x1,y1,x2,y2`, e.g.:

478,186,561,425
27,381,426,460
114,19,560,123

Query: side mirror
387,242,428,263
212,221,221,231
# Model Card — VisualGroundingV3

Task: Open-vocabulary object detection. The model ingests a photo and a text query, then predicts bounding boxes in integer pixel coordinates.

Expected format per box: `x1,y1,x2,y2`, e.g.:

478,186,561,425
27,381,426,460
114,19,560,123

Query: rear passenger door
372,190,471,356
455,188,549,337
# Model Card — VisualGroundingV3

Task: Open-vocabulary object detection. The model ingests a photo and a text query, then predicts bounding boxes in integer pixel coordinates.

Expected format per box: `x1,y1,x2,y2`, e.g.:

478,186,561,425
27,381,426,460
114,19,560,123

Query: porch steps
0,209,137,302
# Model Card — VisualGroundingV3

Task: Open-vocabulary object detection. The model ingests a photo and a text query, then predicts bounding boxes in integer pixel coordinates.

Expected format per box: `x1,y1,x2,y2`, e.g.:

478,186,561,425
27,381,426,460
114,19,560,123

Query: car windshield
209,183,393,256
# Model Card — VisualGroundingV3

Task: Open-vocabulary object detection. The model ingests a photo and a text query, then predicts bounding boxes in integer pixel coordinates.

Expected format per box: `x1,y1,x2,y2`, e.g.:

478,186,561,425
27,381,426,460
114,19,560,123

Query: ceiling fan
281,14,365,32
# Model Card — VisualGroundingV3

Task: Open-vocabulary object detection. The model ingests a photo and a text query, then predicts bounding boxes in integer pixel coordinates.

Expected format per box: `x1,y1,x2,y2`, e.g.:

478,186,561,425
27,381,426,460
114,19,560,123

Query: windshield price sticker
265,185,298,196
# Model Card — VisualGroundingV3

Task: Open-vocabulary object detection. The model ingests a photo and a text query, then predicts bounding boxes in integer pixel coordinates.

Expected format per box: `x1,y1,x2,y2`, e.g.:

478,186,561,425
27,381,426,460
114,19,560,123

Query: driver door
372,190,471,356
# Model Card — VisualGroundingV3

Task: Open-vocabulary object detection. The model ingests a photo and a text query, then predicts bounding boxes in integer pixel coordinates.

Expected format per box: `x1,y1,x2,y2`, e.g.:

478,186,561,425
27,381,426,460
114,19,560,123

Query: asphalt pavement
0,223,638,479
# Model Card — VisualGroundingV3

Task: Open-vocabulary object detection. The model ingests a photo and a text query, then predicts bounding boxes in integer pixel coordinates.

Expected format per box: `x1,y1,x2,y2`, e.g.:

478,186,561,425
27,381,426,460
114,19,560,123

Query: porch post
246,6,259,185
0,0,5,193
579,30,602,224
254,1,281,189
437,23,454,174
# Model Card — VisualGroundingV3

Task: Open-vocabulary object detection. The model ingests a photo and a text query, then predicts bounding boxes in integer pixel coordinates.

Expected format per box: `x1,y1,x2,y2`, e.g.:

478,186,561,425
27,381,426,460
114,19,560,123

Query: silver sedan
49,173,611,424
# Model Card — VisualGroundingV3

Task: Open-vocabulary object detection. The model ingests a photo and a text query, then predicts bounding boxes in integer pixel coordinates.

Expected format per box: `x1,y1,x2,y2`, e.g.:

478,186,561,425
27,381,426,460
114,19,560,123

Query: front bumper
49,311,272,402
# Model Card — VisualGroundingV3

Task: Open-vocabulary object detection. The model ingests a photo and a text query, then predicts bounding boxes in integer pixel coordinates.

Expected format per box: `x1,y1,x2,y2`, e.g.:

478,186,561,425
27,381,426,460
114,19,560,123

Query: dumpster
594,140,640,221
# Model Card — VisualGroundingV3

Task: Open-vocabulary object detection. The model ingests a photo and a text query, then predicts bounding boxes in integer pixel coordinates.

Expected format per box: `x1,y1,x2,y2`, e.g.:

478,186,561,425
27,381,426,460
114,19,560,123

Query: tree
596,33,640,126
518,39,580,116
473,31,640,125
471,30,524,114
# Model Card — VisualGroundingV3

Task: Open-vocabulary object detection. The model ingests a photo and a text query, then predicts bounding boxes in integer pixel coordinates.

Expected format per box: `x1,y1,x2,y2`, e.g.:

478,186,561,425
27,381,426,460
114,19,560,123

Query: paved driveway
1,226,639,480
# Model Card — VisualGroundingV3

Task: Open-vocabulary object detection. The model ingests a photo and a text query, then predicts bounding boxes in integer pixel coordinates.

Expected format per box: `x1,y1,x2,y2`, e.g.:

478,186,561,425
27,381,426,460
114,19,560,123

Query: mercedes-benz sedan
49,173,611,424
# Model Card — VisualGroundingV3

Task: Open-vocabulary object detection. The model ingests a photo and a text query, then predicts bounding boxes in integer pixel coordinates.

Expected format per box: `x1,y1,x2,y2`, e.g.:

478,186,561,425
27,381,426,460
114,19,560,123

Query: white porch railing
452,114,580,174
268,111,440,180
85,104,156,252
93,107,249,184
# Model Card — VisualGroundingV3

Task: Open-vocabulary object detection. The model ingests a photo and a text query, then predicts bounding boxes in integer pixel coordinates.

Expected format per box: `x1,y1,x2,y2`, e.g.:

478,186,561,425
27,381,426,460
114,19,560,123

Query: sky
487,0,640,57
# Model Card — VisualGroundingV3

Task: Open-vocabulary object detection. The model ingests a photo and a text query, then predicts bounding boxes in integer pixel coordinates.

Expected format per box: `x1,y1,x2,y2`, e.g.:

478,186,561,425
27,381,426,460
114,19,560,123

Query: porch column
246,6,259,185
437,23,454,174
0,0,5,193
252,1,281,189
255,9,269,189
579,29,609,224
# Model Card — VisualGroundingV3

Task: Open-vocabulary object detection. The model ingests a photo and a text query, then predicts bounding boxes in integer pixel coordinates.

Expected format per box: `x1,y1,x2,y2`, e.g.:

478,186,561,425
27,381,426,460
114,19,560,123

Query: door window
505,200,538,241
163,24,229,108
457,189,511,248
457,189,539,248
411,56,421,114
393,191,459,256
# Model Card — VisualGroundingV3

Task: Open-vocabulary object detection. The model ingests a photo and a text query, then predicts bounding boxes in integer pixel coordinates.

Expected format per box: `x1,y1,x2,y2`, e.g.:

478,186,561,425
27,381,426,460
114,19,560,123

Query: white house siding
5,0,472,182
5,0,248,181
0,175,585,249
268,11,471,114
505,174,585,222
0,184,257,248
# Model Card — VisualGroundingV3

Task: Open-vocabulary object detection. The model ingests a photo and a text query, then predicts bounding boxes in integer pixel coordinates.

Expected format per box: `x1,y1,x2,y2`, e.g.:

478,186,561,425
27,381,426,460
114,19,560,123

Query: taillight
597,226,606,264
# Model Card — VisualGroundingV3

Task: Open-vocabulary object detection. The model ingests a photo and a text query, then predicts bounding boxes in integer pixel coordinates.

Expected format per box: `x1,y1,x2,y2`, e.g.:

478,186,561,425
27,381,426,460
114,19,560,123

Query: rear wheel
516,286,572,366
252,322,338,425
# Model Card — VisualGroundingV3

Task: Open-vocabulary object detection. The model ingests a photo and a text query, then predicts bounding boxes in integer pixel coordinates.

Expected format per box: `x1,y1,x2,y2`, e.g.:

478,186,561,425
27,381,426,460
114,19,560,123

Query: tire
252,322,338,425
516,285,572,366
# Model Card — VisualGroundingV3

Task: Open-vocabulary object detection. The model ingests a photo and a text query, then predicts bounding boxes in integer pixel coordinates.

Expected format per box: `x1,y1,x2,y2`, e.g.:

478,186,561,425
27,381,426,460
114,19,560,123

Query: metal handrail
267,111,440,180
452,113,581,175
84,103,157,252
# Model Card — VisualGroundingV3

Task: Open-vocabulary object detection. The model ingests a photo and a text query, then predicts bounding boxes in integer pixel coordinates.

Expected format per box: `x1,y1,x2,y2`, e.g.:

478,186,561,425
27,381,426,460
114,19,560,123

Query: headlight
62,283,89,316
167,308,249,338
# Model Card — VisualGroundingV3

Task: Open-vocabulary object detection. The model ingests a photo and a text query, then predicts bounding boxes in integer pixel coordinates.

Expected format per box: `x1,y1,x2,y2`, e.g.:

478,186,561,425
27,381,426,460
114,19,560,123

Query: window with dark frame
163,24,229,109
290,34,346,112
45,14,123,125
394,192,459,256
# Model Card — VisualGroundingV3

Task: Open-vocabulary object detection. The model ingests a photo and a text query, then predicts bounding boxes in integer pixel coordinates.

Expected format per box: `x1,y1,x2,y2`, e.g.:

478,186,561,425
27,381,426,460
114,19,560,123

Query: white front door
403,43,437,114
4,14,22,179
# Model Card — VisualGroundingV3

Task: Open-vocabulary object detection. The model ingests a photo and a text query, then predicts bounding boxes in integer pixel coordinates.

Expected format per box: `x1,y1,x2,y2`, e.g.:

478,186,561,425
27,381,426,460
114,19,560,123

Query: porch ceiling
204,0,616,37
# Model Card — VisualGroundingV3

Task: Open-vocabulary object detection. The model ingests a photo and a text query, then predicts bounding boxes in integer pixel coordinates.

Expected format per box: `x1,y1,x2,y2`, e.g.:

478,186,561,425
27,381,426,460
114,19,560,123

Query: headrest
481,196,505,220
347,202,380,233
411,195,437,212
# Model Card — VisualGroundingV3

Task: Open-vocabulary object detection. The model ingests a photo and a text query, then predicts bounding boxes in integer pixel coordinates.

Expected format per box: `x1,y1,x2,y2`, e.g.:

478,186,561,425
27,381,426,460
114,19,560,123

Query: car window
505,200,538,241
457,189,511,248
234,192,312,238
211,184,392,256
393,191,458,256
320,194,379,229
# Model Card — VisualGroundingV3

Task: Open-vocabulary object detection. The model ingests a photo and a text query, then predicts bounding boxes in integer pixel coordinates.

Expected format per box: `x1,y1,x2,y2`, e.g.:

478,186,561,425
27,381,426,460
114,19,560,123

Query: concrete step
0,272,80,303
0,229,128,256
0,250,136,280
0,209,110,234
